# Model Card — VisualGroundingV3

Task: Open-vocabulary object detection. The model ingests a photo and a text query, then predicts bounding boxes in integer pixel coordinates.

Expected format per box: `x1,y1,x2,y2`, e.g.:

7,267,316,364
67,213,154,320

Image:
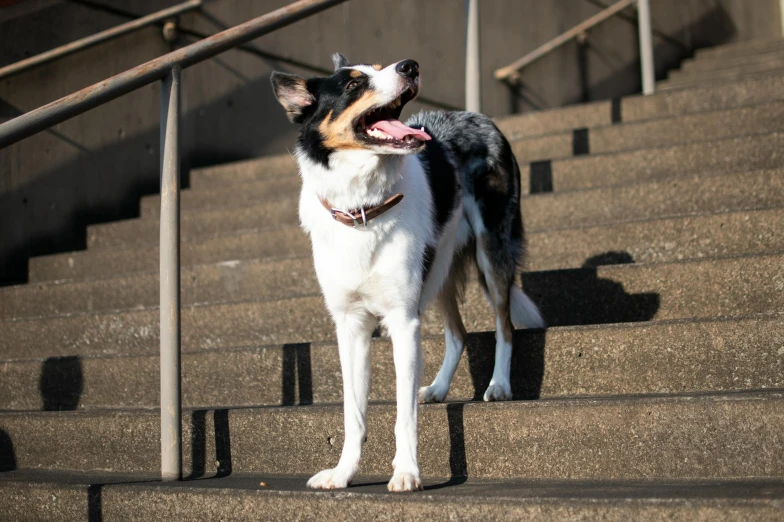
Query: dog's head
271,53,431,164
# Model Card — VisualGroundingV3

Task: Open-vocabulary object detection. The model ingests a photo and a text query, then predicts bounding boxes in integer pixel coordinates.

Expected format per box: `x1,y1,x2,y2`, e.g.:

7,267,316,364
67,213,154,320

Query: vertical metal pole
780,0,784,37
160,65,182,481
637,0,655,95
465,0,481,112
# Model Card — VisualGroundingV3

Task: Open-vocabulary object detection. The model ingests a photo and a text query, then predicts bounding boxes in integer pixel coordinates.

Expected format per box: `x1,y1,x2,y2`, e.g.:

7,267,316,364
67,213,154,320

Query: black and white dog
271,54,543,492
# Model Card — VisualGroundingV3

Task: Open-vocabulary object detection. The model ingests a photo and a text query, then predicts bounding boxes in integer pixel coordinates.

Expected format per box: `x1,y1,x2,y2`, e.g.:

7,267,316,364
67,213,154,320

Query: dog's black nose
396,59,419,79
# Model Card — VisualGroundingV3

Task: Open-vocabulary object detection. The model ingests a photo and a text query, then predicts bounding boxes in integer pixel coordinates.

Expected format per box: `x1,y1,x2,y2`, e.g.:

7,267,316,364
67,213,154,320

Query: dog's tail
509,285,545,329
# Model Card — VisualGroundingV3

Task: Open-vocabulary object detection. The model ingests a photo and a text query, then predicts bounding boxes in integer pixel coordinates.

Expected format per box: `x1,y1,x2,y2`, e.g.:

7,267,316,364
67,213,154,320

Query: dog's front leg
307,311,375,490
384,311,424,492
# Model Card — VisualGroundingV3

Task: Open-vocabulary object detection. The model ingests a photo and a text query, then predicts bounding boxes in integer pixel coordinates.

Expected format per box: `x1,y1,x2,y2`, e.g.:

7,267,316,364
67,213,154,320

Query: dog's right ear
270,71,314,123
332,53,349,71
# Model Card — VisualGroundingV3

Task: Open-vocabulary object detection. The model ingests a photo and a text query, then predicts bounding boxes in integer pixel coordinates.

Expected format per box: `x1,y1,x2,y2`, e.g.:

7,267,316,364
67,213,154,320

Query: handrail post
465,0,481,112
637,0,655,95
160,65,182,481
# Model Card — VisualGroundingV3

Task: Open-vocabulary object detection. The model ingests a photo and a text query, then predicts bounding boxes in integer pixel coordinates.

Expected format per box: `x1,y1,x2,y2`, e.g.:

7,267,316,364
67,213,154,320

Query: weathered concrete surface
189,154,299,189
683,48,784,72
3,253,783,359
694,38,784,60
512,102,784,162
520,132,784,194
1,256,319,318
90,194,300,249
27,207,784,283
29,226,312,283
0,314,780,410
658,68,784,92
668,61,784,84
0,392,781,480
494,101,612,140
524,169,783,230
84,168,784,251
140,175,301,217
622,74,784,122
0,470,782,522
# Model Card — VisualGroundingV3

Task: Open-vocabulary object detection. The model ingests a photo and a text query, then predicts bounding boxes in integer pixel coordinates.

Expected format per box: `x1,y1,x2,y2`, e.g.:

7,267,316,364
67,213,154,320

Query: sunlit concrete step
85,168,783,250
0,313,780,410
658,68,784,92
27,208,783,283
0,470,781,522
667,60,784,85
511,103,784,163
0,391,781,481
4,253,783,359
694,38,784,60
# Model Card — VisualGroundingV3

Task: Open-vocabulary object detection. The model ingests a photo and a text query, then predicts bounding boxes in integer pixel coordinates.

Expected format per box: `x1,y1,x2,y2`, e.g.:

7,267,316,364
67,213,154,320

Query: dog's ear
332,52,349,71
270,72,314,124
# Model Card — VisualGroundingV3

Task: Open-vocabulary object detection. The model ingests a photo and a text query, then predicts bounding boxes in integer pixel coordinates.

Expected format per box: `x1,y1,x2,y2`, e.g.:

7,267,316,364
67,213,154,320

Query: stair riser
1,394,781,480
141,175,301,217
669,61,784,83
8,228,784,320
85,169,784,251
684,49,784,72
513,103,784,163
4,254,783,359
27,208,783,284
493,101,611,141
0,315,779,409
89,197,300,249
187,128,784,199
1,480,779,522
623,75,784,122
189,154,299,190
658,68,784,92
695,40,784,60
530,133,784,193
1,257,319,319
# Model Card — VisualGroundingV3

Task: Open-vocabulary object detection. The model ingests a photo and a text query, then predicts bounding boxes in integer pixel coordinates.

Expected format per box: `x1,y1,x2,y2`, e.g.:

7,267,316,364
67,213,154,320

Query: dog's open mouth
356,87,431,149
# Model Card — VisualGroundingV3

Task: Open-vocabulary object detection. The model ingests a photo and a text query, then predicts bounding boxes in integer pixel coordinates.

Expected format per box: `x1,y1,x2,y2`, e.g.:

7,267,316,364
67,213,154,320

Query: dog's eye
345,80,360,91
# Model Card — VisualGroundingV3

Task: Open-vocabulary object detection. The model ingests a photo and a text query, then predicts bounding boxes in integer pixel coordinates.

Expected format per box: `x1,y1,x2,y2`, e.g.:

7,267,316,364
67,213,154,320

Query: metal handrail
0,0,202,80
0,0,349,149
0,0,349,481
494,0,655,95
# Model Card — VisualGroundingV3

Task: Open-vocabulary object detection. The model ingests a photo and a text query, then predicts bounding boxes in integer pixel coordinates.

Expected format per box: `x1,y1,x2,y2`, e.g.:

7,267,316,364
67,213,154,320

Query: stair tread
0,313,780,409
26,207,784,283
0,390,781,480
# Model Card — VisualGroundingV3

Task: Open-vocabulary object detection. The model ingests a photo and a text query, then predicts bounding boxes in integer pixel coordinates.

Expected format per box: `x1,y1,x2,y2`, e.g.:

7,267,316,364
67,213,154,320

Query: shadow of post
40,356,83,411
0,430,15,472
281,343,313,406
188,409,232,480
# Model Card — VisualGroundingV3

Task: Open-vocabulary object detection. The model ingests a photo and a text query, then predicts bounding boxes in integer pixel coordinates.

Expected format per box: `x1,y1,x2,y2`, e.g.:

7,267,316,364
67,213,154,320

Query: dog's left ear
332,52,349,71
270,71,314,124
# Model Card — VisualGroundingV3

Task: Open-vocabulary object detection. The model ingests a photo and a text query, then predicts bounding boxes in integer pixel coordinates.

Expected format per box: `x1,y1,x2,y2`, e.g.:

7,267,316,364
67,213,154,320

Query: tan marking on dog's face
350,69,363,78
318,90,382,150
372,64,382,71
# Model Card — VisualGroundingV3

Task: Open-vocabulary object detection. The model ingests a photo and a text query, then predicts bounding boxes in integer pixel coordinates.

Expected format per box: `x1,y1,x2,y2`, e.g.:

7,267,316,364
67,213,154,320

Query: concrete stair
1,39,783,520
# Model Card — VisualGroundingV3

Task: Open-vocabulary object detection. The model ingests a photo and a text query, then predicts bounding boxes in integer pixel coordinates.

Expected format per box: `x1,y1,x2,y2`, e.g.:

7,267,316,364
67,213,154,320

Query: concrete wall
0,0,781,284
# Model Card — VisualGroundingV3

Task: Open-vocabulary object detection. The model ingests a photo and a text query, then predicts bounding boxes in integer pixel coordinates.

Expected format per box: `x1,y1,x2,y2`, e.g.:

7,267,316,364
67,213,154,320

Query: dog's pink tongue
370,119,431,141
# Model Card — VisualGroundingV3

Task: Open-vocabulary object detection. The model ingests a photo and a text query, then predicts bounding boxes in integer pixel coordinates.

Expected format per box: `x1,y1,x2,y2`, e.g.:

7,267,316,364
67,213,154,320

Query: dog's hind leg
474,232,518,401
307,309,375,490
419,281,467,403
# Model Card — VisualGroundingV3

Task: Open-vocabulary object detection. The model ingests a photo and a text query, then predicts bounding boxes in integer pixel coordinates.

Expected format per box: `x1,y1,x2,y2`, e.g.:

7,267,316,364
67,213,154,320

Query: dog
270,53,544,492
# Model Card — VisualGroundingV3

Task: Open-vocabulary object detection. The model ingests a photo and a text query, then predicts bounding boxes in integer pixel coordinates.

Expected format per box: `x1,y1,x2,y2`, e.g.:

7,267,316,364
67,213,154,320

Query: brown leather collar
320,193,404,228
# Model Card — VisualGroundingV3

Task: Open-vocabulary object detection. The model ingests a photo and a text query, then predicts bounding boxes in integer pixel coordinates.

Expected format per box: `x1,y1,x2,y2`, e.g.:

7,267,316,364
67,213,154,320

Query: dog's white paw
387,471,422,492
418,384,448,403
483,381,512,401
307,468,353,490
